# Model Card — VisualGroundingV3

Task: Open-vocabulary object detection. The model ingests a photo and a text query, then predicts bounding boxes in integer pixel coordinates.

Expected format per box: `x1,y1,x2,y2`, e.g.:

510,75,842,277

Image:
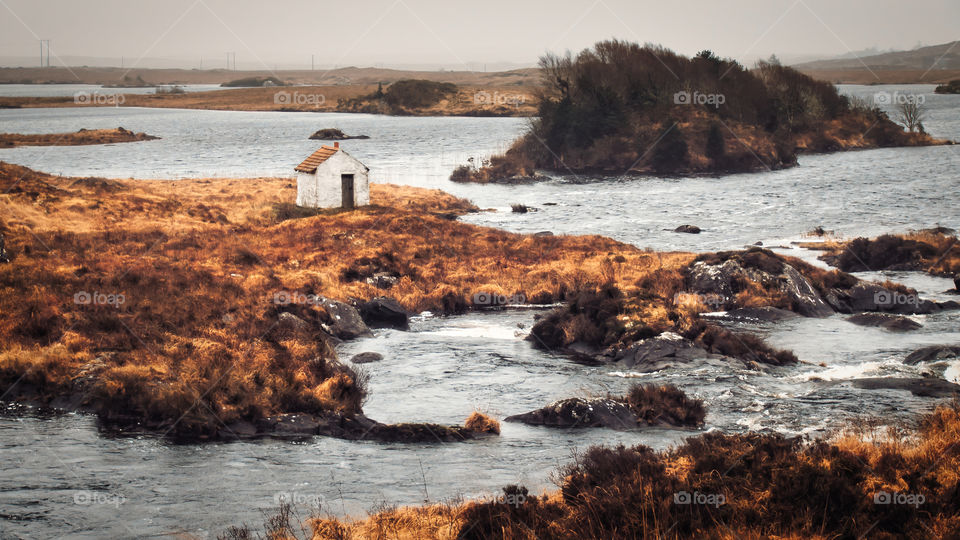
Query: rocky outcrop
606,332,713,372
505,398,637,429
847,313,922,331
0,233,8,263
684,253,833,317
904,345,960,365
356,297,410,330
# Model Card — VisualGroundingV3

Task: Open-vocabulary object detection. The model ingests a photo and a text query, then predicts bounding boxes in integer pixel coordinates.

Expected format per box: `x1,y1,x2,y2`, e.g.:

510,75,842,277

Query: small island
308,128,370,140
934,79,960,94
452,40,950,183
0,127,159,148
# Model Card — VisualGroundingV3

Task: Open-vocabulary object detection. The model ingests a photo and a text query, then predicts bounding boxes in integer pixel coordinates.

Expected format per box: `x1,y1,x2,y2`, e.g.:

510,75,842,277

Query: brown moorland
0,127,158,148
0,161,706,439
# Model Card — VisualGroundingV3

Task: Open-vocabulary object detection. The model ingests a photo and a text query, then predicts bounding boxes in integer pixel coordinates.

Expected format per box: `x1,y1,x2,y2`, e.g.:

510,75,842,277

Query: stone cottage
295,142,370,209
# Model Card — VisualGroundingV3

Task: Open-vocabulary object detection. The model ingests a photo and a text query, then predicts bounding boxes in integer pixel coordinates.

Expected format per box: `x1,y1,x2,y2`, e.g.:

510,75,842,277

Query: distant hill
791,41,960,83
0,65,540,87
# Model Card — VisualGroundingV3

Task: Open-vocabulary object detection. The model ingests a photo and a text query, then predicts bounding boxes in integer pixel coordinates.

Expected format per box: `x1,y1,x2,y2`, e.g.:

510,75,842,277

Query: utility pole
39,39,50,67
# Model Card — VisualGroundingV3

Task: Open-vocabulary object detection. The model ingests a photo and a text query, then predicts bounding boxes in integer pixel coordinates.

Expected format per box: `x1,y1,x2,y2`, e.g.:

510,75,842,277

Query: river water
0,85,958,539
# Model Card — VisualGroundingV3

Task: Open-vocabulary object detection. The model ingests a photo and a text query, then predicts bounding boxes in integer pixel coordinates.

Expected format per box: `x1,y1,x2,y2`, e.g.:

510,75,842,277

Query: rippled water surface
0,85,959,538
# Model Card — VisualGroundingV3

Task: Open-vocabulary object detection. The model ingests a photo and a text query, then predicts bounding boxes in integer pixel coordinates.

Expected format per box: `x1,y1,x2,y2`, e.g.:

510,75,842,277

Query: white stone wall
296,150,370,209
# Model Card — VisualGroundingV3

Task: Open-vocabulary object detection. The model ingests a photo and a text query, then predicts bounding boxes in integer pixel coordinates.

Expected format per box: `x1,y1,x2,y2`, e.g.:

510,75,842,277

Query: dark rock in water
847,313,922,331
0,233,8,263
674,224,701,234
505,398,637,429
955,274,960,291
610,332,712,372
533,231,554,237
222,421,258,438
319,297,373,339
308,128,370,140
824,281,946,315
849,377,960,398
356,297,410,330
350,351,384,364
511,204,534,213
904,345,960,365
719,307,800,322
361,422,480,442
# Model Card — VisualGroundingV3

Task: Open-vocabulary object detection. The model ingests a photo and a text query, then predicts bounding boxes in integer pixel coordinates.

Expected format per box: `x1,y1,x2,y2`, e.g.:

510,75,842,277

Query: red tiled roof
294,146,338,173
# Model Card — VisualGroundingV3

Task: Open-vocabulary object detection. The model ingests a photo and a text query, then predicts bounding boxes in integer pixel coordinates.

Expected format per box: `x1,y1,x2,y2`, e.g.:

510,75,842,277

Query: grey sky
1,0,957,69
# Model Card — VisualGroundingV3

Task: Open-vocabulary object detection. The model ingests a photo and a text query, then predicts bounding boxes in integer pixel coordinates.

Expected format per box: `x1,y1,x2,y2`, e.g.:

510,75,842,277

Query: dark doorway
341,174,355,209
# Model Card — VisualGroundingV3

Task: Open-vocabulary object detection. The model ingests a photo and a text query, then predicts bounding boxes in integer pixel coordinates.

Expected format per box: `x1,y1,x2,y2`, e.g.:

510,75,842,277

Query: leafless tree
897,101,925,132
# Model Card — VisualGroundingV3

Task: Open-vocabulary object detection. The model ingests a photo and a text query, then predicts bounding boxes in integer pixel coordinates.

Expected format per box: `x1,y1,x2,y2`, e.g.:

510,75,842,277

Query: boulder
847,313,922,331
674,224,701,234
356,297,410,330
365,272,398,289
904,345,960,365
505,398,637,429
277,311,311,332
825,281,946,315
319,298,372,339
349,352,384,364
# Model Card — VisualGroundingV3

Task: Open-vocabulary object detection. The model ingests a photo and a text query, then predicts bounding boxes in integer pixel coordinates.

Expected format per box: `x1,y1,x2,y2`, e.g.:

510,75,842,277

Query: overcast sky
1,0,957,69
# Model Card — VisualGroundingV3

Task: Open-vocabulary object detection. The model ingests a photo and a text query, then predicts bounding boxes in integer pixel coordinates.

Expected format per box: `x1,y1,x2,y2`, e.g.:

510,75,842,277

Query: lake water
0,85,958,539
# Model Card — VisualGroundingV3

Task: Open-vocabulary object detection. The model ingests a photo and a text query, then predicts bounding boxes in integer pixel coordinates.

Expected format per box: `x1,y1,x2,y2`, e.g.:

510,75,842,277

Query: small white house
295,142,370,209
